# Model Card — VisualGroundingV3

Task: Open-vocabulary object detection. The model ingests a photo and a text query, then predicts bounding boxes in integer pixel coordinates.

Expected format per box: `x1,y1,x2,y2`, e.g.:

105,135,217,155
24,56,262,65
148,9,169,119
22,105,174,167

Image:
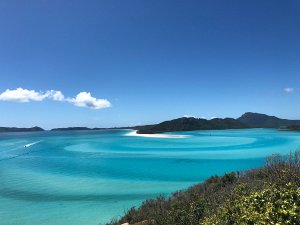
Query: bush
203,183,300,225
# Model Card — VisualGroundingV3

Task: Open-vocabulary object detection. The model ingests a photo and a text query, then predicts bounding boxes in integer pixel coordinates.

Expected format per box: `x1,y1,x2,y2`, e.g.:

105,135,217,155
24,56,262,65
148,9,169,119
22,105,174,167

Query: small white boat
24,141,41,148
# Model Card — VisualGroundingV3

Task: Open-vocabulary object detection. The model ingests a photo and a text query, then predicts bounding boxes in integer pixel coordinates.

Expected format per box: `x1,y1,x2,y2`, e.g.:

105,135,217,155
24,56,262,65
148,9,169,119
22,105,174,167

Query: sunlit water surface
0,129,300,225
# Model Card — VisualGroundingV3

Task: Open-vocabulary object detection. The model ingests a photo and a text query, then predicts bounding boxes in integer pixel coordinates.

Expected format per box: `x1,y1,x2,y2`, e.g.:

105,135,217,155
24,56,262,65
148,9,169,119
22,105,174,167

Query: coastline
124,130,190,139
107,152,300,225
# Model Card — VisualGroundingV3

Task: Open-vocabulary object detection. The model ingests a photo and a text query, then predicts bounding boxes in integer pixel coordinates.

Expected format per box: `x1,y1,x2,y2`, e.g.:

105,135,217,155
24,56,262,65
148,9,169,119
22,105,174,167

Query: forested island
0,126,44,132
238,112,300,128
1,112,300,134
51,127,103,131
51,125,154,132
137,112,300,134
137,117,247,134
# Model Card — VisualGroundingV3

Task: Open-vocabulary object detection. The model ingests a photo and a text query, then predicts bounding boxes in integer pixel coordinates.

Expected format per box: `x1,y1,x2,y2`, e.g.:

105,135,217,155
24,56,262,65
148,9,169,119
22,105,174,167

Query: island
137,117,247,134
2,112,300,134
137,112,300,134
237,112,300,128
0,126,44,132
51,127,101,131
51,125,155,132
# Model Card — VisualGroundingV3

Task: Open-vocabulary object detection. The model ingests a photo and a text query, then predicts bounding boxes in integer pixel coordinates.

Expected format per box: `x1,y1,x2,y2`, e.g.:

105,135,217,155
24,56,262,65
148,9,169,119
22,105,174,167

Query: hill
137,113,300,134
51,127,99,131
137,117,247,134
286,125,300,132
238,112,300,128
0,126,44,132
107,152,300,225
1,112,300,133
51,125,155,132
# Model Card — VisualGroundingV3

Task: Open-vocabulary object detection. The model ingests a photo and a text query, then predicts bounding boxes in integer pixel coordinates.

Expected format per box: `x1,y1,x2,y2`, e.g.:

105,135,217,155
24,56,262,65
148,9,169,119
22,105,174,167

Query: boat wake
0,141,43,162
24,141,42,148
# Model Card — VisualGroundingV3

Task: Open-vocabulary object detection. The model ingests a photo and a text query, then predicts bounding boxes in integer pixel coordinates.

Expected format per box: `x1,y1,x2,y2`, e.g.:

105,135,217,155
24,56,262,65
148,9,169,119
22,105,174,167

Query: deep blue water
0,129,300,225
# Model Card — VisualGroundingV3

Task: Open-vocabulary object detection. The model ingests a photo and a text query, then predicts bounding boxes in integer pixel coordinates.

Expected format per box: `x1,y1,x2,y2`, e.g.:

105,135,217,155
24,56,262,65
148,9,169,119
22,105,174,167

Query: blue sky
0,0,299,129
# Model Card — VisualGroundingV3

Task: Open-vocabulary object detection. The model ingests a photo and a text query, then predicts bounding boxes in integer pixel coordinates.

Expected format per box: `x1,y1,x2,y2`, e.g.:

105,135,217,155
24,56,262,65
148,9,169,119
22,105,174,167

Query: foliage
0,126,44,132
237,112,300,128
137,117,247,134
203,183,300,225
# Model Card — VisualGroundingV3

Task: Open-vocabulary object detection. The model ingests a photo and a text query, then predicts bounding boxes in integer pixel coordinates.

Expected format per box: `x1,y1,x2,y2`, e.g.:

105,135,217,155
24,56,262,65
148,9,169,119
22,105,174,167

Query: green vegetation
137,112,300,134
203,183,300,225
2,112,300,133
238,112,300,128
107,152,300,225
137,117,247,134
51,125,155,132
286,125,300,132
51,127,98,131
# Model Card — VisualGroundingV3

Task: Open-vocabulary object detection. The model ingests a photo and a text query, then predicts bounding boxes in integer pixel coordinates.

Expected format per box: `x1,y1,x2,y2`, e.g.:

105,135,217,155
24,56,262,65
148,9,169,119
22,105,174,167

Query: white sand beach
125,130,189,138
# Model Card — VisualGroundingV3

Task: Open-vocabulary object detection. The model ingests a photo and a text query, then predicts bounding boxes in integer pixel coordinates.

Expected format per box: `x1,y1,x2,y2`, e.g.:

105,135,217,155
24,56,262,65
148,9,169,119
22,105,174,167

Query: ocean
0,129,300,225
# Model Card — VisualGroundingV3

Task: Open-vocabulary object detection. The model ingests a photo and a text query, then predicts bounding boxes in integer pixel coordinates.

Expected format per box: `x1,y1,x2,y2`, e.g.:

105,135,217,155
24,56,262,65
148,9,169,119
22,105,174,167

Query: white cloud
0,88,111,110
0,88,48,102
0,88,66,102
67,92,111,109
284,87,294,93
46,90,65,101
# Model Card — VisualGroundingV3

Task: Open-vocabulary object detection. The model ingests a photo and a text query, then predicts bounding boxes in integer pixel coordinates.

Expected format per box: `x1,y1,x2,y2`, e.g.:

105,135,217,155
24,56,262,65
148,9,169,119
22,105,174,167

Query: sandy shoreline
124,130,189,138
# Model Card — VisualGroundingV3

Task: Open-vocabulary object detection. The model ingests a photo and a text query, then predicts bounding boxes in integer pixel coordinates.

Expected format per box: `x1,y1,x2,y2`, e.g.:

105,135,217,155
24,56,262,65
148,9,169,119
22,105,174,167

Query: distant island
51,127,104,131
238,112,300,128
51,125,154,132
137,112,300,134
137,117,247,134
1,112,300,133
0,126,44,133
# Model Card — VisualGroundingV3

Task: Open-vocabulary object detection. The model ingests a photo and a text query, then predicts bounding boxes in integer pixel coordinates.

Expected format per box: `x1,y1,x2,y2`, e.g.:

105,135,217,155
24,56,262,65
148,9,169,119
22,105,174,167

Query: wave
124,130,189,139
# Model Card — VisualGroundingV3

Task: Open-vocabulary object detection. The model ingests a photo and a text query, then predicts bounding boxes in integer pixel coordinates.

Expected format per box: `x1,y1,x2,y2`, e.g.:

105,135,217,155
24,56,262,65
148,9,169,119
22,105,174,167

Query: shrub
202,183,300,225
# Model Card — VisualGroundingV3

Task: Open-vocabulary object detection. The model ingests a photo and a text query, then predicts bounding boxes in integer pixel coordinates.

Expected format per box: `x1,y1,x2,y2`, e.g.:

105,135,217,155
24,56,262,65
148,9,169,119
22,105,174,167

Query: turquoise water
0,129,300,225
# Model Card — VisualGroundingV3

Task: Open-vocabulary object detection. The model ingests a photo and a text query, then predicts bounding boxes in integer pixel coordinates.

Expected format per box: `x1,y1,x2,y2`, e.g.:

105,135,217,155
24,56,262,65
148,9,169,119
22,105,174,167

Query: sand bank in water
125,130,189,139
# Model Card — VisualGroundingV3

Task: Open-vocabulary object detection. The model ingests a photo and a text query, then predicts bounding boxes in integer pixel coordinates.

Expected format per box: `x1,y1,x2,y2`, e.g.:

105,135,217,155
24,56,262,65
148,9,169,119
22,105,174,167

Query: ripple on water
1,129,300,225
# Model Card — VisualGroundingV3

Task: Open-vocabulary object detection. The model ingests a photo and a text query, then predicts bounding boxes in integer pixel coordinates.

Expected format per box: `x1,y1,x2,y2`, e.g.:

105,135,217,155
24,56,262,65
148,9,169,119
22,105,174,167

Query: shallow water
0,129,300,225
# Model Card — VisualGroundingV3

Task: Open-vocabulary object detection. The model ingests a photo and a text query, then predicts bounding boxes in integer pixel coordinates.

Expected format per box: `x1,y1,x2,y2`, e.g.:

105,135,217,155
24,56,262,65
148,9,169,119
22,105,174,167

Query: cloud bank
0,88,111,109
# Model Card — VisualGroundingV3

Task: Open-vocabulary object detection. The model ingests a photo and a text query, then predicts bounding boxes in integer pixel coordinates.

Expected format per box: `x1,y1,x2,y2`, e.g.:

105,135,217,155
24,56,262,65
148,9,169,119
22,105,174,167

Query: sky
0,0,299,129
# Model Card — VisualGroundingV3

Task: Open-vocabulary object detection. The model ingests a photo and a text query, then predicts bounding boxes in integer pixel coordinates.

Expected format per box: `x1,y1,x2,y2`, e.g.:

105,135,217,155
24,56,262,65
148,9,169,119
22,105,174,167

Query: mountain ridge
137,112,300,134
1,112,300,133
0,126,44,132
237,112,300,128
137,117,247,134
